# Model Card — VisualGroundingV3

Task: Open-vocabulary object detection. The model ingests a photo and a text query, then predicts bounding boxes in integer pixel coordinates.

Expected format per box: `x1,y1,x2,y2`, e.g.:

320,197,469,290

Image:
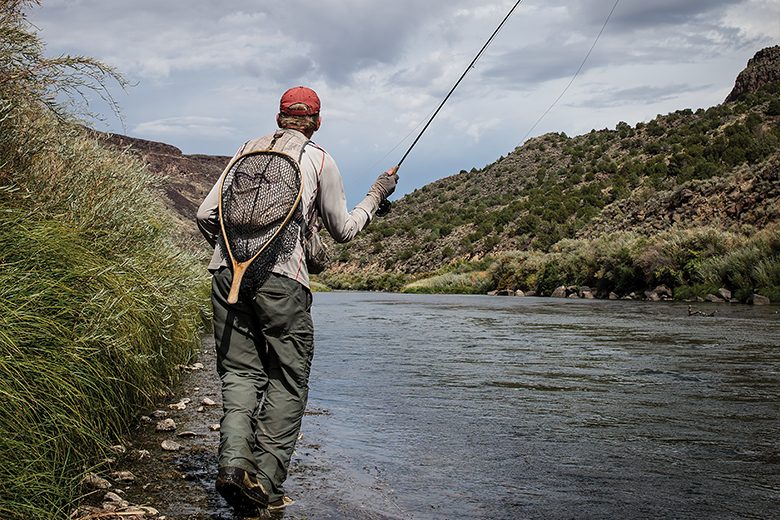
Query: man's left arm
196,179,221,248
196,145,247,247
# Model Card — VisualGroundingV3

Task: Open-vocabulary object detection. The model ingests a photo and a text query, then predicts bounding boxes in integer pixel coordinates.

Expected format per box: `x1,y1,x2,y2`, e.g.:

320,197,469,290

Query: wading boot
215,466,269,512
267,496,295,511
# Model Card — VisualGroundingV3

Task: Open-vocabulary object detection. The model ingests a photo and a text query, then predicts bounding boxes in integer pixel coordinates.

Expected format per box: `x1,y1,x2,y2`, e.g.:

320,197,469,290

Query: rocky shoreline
71,337,401,520
487,284,772,305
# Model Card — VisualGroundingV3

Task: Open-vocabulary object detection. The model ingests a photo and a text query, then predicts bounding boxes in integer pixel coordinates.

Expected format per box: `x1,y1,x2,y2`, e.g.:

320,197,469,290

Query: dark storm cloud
260,0,474,85
567,0,746,31
478,0,761,88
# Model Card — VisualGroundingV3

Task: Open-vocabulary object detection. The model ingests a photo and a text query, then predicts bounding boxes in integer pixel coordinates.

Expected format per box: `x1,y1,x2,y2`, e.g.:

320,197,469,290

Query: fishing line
520,0,620,143
369,104,439,170
395,0,525,168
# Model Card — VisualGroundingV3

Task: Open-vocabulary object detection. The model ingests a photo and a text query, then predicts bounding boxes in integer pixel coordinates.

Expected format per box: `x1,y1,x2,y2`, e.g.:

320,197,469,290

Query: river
297,292,779,520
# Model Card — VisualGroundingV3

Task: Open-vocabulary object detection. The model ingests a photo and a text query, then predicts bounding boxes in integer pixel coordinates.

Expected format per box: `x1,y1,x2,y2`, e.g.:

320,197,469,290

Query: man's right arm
316,151,398,243
196,144,247,247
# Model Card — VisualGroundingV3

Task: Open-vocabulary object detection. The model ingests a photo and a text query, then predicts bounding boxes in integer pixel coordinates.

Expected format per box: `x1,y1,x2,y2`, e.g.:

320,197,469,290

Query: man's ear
315,116,321,131
276,114,282,128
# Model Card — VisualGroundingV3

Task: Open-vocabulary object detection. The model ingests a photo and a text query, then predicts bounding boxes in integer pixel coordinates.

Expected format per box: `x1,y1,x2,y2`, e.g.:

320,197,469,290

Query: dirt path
76,337,405,520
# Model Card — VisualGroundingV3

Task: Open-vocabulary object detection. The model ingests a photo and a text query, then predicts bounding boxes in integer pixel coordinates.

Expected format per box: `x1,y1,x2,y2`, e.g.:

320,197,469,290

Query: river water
300,292,779,520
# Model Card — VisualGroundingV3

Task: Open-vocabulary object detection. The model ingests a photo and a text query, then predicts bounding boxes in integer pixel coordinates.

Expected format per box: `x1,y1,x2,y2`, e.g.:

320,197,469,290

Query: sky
27,0,779,205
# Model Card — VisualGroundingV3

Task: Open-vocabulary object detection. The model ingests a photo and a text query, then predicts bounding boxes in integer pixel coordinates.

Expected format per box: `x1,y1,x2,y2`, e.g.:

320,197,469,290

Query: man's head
277,86,321,137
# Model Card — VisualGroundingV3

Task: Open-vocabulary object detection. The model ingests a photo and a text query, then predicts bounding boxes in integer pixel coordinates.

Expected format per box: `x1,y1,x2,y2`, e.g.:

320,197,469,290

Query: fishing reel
376,199,392,217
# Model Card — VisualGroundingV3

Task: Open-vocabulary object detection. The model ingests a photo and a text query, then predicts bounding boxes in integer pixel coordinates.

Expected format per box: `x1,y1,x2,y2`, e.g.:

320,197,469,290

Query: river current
301,292,779,520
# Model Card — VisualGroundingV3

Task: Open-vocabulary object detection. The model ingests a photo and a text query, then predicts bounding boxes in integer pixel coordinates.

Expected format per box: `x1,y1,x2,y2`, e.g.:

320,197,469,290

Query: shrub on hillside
635,228,741,288
698,224,780,301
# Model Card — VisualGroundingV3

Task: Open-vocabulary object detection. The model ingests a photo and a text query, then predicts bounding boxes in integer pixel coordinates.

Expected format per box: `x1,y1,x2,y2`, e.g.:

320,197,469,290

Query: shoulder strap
268,129,310,163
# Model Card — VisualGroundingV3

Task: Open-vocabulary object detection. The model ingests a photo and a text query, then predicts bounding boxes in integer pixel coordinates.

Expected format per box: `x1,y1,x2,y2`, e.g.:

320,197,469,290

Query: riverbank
317,224,779,305
72,336,407,520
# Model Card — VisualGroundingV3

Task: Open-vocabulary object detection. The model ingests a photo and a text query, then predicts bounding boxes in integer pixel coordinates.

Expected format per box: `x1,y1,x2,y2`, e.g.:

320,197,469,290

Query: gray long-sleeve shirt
196,128,379,289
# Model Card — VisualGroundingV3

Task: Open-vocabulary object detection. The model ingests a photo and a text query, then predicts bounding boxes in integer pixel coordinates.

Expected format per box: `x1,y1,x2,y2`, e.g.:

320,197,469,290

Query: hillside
112,46,780,301
326,46,779,278
94,131,230,247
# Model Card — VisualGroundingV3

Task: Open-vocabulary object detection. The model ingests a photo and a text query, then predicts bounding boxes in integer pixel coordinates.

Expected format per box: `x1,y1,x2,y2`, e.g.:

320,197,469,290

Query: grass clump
402,270,492,294
0,2,207,518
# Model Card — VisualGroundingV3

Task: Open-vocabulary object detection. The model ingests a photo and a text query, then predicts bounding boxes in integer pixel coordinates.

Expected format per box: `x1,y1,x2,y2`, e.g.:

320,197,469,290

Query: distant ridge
94,130,230,243
726,45,780,102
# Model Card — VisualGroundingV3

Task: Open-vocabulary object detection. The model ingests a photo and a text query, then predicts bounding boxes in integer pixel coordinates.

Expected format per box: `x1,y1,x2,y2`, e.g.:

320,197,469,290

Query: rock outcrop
725,46,780,102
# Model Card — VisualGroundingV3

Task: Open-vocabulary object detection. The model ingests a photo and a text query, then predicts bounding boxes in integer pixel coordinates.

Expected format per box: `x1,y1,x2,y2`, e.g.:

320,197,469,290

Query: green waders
211,267,314,503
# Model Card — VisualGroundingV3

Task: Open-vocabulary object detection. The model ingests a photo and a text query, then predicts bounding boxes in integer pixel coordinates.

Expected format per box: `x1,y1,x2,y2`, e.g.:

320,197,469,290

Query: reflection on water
305,293,779,520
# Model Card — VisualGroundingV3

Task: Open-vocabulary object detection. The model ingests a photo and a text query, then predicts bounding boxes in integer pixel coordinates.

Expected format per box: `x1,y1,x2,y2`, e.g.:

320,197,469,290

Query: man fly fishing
196,86,398,512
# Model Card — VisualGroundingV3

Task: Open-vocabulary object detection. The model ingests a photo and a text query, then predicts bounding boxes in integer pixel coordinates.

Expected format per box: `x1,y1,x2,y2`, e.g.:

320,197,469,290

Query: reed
0,2,208,517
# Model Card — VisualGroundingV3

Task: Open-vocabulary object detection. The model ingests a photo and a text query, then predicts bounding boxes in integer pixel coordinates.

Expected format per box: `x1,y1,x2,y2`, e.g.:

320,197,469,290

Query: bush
402,271,492,294
636,228,740,288
698,224,780,301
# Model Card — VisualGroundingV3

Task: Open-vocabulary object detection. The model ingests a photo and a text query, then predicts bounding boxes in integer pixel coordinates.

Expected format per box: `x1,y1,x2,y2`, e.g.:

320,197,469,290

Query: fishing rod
377,0,524,215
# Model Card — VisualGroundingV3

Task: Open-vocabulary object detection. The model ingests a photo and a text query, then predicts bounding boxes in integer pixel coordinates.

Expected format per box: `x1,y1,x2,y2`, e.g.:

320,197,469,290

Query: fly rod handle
376,164,400,217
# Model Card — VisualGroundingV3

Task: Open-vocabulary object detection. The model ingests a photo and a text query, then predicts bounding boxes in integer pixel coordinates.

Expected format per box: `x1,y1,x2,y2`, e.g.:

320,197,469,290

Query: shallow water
304,293,780,520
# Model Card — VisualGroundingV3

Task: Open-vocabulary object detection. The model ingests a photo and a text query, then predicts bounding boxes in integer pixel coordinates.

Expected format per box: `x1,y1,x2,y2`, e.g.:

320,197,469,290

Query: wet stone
161,440,182,451
156,418,177,432
80,472,111,490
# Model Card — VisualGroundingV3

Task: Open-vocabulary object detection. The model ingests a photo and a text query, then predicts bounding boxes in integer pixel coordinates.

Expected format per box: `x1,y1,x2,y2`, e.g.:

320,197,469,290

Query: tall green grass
402,271,492,294
1,3,208,517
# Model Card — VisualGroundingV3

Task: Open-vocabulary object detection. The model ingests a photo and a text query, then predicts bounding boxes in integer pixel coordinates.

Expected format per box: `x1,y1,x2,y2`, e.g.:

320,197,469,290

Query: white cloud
133,116,236,138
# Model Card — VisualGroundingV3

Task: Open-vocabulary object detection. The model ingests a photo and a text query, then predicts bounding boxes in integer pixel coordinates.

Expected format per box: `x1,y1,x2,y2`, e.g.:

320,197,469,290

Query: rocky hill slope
325,46,780,276
100,47,780,298
95,131,230,247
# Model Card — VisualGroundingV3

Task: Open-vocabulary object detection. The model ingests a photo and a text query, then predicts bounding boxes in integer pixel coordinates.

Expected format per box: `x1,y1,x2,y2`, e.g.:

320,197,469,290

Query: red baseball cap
279,86,321,116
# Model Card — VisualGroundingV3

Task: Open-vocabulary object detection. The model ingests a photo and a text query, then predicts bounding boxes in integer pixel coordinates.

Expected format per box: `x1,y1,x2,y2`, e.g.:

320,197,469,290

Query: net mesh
219,152,302,292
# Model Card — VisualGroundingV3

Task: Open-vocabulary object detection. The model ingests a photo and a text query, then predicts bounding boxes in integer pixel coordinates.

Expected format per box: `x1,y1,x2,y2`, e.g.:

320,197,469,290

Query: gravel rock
156,418,177,432
169,398,192,410
161,440,183,451
80,472,111,490
111,471,136,482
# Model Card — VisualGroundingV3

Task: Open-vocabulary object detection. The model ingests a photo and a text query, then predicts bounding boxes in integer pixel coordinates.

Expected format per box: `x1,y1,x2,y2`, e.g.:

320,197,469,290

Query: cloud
25,0,778,202
567,0,744,31
571,83,712,108
133,116,236,138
